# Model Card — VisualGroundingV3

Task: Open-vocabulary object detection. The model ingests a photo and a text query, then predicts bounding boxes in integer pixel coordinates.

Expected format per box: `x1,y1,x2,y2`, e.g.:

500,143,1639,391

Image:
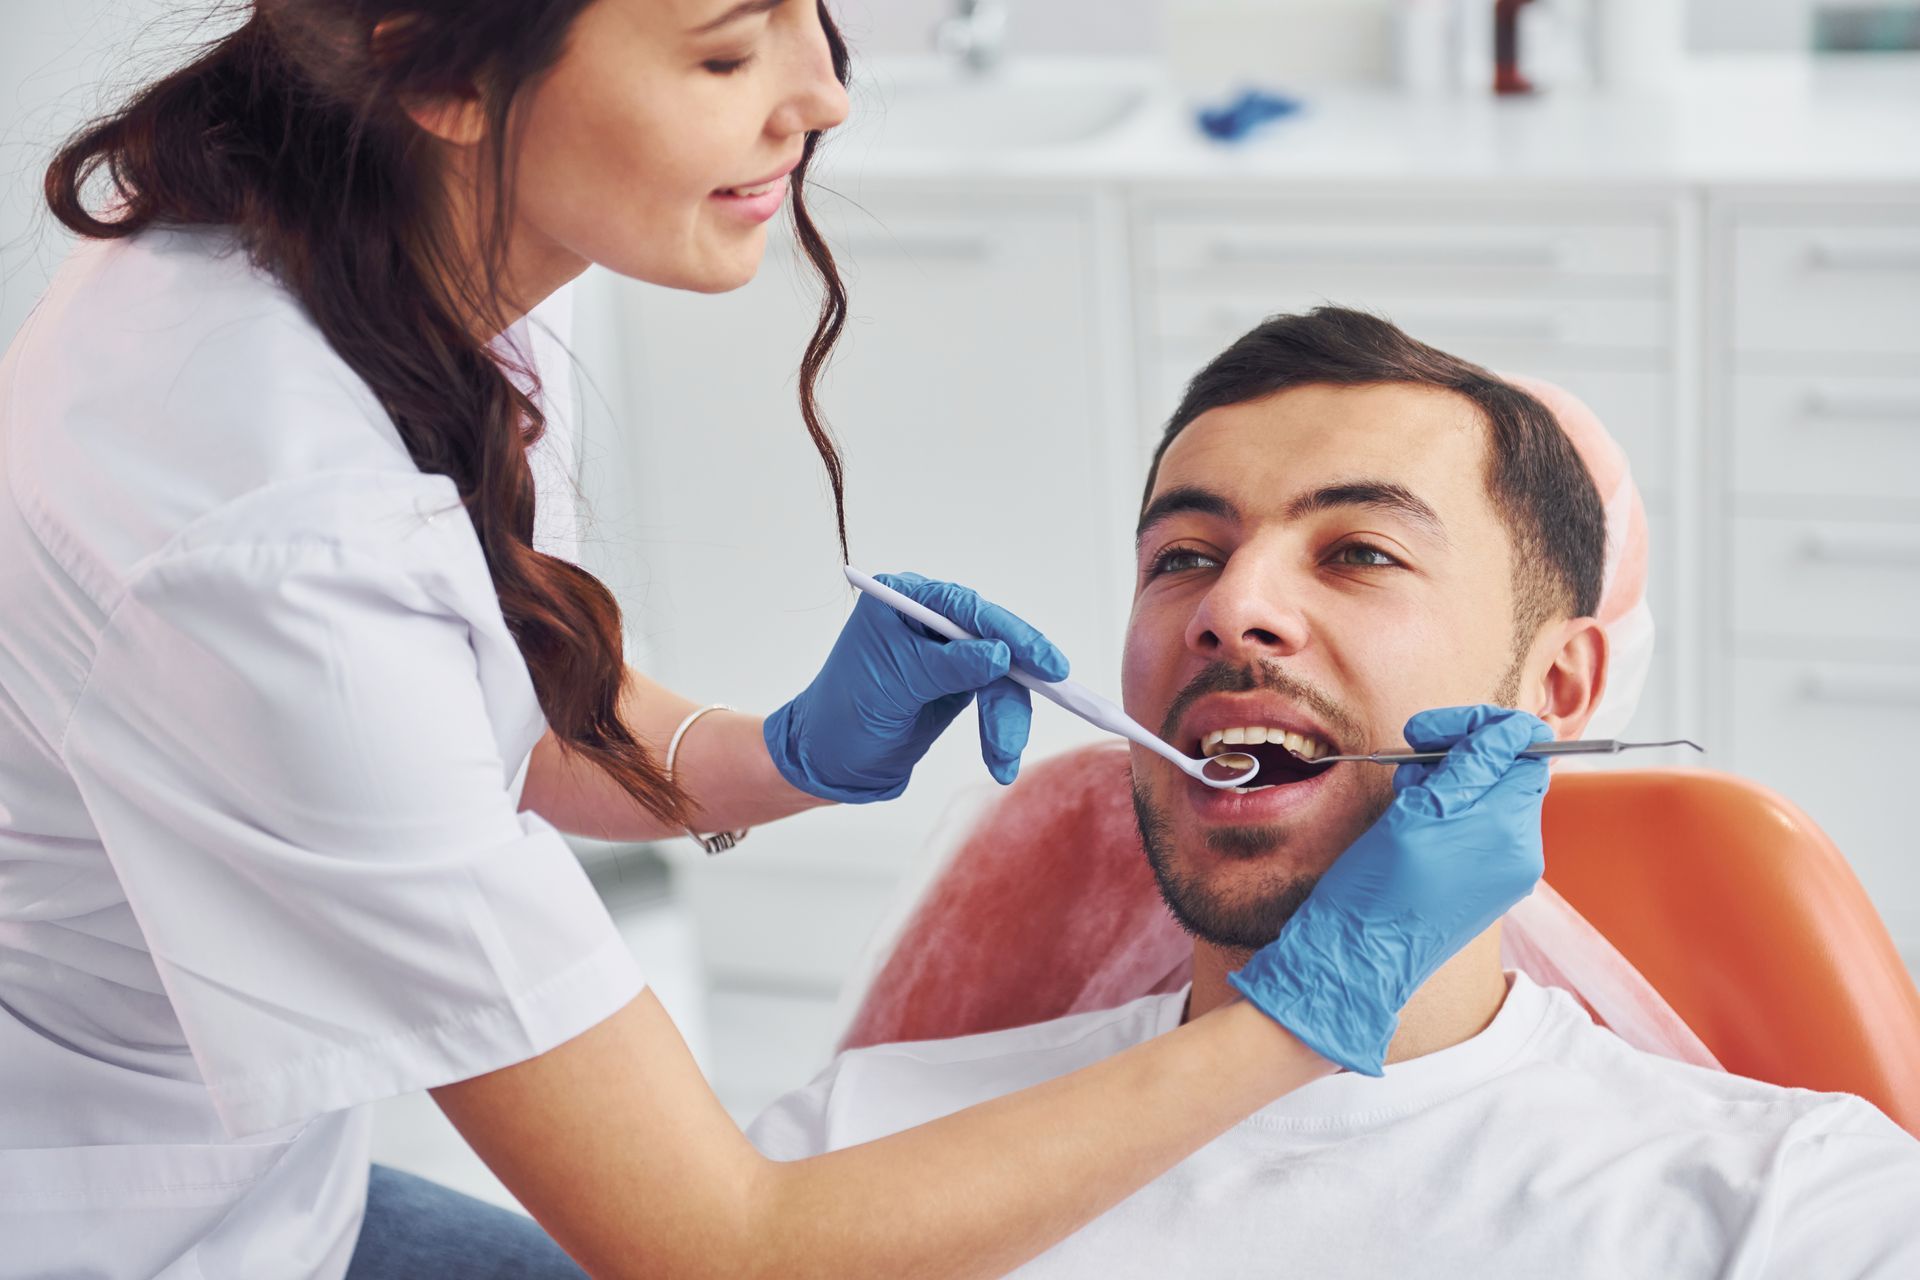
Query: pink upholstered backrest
839,743,1187,1050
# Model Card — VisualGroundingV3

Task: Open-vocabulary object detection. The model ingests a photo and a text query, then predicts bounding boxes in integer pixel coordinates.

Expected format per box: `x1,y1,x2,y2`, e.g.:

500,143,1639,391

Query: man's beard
1131,646,1526,951
1131,776,1392,950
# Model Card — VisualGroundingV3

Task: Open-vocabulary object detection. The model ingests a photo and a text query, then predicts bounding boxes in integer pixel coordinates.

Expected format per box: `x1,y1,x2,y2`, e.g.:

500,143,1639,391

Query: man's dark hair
1143,306,1606,641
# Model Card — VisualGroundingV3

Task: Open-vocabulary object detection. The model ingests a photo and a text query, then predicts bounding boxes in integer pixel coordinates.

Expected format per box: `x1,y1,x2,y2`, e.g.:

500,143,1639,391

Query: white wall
1690,0,1813,52
0,0,225,347
833,0,1160,54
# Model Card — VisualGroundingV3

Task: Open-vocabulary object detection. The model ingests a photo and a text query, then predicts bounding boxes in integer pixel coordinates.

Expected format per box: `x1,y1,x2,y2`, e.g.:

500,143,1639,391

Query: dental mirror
844,567,1263,790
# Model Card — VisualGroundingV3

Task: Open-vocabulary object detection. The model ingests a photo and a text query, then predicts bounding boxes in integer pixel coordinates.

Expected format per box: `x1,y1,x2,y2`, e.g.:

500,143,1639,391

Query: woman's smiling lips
710,159,799,224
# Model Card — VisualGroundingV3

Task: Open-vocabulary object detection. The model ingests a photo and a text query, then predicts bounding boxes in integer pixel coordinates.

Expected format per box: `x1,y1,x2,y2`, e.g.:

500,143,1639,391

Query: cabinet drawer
1730,374,1920,503
1727,657,1920,952
1731,220,1920,357
1730,516,1920,644
1149,218,1668,286
1153,292,1670,354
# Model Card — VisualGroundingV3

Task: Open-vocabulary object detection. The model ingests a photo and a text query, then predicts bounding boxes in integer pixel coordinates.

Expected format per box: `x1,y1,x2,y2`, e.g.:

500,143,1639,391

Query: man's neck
1185,927,1509,1065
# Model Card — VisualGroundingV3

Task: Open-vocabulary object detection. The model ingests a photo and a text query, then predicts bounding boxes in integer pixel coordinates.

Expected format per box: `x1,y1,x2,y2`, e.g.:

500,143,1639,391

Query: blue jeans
346,1164,588,1279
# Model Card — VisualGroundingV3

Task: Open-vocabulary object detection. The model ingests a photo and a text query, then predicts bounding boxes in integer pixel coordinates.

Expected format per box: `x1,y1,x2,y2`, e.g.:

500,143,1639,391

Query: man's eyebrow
1136,486,1239,544
692,0,785,35
1284,481,1450,545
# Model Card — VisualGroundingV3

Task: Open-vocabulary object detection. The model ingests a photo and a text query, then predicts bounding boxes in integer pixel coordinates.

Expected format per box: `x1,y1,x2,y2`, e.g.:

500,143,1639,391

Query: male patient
748,308,1920,1277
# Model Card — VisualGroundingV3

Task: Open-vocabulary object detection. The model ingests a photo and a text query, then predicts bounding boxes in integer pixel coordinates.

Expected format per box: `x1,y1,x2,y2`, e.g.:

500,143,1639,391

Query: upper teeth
723,180,777,197
1202,726,1331,760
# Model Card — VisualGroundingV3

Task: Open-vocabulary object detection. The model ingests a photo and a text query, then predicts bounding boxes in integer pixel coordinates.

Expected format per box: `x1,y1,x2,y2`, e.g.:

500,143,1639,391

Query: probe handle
842,566,1194,773
1363,738,1691,764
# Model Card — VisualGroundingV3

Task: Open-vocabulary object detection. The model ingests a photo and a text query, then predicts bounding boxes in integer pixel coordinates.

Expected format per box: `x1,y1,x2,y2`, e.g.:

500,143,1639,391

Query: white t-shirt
751,973,1920,1278
0,226,641,1278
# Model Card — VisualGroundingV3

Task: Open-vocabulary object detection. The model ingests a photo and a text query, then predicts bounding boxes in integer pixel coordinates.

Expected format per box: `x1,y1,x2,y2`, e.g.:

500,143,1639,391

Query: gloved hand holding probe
765,572,1069,803
1230,704,1552,1076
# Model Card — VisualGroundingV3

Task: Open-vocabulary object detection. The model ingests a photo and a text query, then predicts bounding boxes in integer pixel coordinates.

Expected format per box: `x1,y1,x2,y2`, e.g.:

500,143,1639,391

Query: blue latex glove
764,572,1070,803
1229,704,1551,1076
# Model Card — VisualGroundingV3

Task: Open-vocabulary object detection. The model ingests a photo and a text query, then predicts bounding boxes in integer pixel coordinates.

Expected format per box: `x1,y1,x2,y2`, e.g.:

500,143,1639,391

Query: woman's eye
1330,542,1400,568
703,54,755,75
1147,547,1218,577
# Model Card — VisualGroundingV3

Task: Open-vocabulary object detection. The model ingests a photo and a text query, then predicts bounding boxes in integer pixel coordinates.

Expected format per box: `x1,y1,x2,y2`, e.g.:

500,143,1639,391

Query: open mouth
1195,726,1337,794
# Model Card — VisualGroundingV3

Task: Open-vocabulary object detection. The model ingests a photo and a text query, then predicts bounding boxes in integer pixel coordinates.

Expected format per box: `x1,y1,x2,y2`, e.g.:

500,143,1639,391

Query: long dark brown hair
45,1,854,830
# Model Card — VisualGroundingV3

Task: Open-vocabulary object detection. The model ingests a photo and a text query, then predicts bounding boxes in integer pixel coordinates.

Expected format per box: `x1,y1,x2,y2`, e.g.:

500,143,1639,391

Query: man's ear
1526,617,1608,740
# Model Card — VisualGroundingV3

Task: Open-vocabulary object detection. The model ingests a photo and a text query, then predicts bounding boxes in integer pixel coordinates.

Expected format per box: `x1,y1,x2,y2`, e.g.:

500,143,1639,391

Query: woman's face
498,0,848,299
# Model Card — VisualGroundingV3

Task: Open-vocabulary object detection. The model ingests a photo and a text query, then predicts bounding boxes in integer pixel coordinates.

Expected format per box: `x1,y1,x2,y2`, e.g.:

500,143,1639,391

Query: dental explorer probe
843,567,1262,788
1312,739,1705,766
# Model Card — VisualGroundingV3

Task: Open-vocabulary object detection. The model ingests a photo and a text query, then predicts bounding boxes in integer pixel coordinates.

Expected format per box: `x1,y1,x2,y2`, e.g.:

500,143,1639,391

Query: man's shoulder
748,990,1186,1160
1524,985,1920,1274
1521,978,1912,1152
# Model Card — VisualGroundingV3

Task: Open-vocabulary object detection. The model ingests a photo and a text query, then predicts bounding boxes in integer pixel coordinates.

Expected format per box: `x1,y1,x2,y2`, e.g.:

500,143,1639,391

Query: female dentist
0,1,1551,1276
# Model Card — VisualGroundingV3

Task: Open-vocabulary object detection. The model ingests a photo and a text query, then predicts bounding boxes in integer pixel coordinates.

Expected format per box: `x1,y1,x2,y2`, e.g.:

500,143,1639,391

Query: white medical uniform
0,226,643,1277
751,973,1920,1278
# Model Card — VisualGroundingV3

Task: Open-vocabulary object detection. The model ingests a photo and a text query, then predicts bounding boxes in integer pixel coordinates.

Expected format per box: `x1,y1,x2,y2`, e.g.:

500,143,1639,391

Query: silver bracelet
664,703,750,856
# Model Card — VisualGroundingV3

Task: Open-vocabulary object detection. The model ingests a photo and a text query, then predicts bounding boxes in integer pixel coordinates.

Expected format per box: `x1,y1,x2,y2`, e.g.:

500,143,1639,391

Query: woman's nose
771,21,849,138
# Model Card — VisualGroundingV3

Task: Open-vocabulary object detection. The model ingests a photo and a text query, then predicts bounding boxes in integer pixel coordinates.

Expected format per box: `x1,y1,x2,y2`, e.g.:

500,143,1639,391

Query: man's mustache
1157,660,1366,753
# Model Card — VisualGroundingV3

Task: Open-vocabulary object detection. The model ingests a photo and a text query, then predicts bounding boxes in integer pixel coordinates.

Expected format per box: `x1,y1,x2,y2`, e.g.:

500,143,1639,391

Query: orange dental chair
839,743,1920,1138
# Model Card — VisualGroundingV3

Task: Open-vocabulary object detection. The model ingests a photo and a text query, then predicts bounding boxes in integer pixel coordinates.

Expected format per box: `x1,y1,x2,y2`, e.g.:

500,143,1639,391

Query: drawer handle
1803,391,1920,424
1801,530,1920,569
1800,670,1920,709
1205,240,1561,269
1804,240,1920,272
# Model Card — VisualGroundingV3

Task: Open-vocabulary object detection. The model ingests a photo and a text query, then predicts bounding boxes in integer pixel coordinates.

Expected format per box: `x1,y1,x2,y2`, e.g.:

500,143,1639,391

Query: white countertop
816,55,1920,190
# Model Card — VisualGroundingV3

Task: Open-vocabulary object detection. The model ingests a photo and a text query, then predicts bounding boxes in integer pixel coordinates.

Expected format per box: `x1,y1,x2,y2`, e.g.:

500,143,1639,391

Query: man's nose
1183,551,1310,663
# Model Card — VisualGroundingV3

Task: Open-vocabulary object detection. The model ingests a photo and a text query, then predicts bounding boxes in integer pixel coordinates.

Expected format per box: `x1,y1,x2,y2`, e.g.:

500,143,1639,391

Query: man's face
1124,383,1532,949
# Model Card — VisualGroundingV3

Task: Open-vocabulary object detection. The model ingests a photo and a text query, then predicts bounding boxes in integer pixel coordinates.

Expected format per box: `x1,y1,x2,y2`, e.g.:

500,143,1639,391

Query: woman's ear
401,94,488,147
372,17,488,146
1528,617,1608,740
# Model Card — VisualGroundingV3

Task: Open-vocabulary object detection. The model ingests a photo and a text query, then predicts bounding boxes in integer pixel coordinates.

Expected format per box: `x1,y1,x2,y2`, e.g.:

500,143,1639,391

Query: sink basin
846,59,1156,153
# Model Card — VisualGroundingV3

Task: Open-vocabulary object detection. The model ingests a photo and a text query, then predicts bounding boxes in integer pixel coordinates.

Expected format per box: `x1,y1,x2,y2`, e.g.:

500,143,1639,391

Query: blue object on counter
1196,88,1303,142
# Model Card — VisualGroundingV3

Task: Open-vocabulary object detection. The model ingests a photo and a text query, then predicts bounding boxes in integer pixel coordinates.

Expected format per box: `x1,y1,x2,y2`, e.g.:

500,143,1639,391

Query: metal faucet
934,0,1009,74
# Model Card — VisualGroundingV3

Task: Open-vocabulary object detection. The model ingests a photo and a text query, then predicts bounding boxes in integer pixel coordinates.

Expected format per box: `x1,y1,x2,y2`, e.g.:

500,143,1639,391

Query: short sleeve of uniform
61,483,644,1137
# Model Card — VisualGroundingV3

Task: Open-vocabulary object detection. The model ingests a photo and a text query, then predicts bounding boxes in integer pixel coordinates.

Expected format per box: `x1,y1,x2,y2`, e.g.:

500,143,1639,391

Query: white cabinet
1713,195,1920,975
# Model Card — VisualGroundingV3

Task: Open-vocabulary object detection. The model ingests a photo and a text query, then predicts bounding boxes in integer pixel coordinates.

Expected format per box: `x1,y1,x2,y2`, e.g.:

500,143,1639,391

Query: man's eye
1330,542,1400,568
1147,547,1218,577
